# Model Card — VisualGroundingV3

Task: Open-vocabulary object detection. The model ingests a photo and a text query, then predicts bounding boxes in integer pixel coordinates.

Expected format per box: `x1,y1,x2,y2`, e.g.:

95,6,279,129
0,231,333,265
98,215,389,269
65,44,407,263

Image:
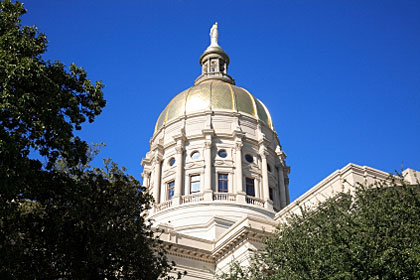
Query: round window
245,154,253,163
218,149,227,158
169,157,176,166
191,151,200,160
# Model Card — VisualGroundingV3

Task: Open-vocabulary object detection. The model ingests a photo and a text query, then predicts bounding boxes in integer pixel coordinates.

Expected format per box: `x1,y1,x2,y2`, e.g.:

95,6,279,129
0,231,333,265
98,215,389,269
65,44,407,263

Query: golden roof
154,80,273,132
154,24,274,133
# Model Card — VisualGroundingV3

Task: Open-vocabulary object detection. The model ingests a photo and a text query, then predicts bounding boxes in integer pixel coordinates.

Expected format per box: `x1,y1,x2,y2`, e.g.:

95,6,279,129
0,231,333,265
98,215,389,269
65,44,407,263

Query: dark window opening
245,154,253,163
246,177,255,197
218,173,228,193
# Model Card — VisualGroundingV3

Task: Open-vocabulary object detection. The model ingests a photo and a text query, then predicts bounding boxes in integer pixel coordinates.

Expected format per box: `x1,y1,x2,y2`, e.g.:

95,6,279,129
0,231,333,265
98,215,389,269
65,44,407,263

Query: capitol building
140,24,420,279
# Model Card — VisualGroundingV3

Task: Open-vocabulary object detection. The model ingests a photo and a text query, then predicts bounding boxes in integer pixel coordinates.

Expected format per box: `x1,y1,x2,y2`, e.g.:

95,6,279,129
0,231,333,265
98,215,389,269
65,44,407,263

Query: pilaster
172,132,186,206
202,129,214,201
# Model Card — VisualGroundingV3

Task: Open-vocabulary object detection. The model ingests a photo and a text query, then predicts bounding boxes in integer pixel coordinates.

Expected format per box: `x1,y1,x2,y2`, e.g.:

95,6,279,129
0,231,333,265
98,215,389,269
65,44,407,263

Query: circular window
267,164,272,173
218,149,227,158
169,157,176,166
191,151,200,160
245,154,253,163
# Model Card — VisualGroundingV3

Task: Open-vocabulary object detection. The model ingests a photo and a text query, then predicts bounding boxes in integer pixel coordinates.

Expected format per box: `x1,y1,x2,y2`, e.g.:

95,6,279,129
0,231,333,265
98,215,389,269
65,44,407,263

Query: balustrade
245,195,265,207
154,193,267,213
213,192,236,201
182,193,204,204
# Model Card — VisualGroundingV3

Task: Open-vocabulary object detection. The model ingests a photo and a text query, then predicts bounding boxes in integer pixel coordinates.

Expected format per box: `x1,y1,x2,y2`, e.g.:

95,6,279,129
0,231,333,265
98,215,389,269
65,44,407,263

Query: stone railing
213,192,236,201
154,193,267,213
245,195,265,207
155,200,172,211
182,193,204,204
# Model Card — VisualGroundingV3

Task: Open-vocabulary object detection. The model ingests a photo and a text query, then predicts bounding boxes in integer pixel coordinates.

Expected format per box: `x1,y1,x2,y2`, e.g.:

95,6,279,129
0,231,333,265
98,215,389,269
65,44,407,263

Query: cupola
194,22,235,85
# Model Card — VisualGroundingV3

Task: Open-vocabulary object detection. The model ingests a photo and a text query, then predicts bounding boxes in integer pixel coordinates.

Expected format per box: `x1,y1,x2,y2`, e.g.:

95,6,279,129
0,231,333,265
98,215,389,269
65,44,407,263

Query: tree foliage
0,1,175,278
221,177,420,280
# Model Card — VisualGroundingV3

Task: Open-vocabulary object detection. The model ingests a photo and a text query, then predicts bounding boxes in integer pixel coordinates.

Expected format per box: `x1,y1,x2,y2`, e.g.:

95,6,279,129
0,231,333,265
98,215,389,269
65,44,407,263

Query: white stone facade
140,25,420,279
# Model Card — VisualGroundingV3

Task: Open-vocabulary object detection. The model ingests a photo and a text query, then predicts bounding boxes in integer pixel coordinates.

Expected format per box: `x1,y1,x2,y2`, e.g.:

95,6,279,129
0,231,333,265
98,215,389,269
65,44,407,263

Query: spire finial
210,22,219,46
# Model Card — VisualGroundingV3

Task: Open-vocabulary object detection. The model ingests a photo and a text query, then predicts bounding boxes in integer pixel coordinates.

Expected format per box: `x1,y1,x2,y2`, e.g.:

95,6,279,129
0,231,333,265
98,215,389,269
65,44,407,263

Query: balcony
154,192,268,213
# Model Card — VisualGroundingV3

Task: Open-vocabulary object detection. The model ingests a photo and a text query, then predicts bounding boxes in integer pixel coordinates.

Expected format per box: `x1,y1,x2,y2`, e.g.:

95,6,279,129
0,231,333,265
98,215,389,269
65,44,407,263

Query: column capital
154,153,163,163
175,145,184,154
173,129,186,144
151,142,164,152
204,141,212,149
142,168,151,177
234,142,243,151
259,149,269,159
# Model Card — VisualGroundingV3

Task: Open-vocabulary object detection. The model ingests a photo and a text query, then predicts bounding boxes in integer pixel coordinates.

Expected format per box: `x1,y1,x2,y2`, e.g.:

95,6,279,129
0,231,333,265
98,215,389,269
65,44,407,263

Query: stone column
260,151,272,210
173,144,184,206
235,142,245,203
278,166,287,209
153,155,162,206
142,170,150,190
203,140,213,200
202,128,214,201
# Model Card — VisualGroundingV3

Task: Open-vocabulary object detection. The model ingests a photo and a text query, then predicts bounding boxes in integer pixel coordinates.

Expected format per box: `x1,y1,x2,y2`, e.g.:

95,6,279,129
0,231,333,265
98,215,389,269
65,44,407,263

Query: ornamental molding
185,162,205,169
175,145,184,154
234,142,243,151
142,169,151,176
163,170,176,178
204,141,212,149
214,160,232,167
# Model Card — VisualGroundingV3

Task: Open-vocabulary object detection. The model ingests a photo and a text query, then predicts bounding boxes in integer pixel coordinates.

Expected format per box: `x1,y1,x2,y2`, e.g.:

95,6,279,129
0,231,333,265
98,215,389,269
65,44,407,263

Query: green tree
0,1,176,278
221,177,420,280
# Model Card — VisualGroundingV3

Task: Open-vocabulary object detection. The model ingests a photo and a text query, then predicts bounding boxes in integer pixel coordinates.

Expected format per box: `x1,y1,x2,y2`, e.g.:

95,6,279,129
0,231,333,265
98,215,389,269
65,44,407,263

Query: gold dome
155,24,273,133
155,80,273,132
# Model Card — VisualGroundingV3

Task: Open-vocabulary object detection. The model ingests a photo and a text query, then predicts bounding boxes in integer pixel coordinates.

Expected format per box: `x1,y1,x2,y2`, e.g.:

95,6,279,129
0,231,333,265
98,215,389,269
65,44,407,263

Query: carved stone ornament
235,142,243,151
163,170,176,177
154,153,163,162
185,162,205,169
204,141,212,149
175,145,184,154
259,150,269,159
214,160,231,166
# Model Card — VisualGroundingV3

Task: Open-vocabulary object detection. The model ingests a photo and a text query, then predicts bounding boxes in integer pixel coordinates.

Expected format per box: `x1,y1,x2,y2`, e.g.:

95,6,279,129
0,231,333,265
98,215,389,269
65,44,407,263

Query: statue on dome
210,22,219,46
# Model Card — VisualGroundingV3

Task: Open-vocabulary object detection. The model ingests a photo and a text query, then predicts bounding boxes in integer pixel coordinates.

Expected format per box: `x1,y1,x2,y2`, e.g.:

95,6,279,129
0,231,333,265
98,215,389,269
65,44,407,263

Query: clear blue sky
22,0,420,201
